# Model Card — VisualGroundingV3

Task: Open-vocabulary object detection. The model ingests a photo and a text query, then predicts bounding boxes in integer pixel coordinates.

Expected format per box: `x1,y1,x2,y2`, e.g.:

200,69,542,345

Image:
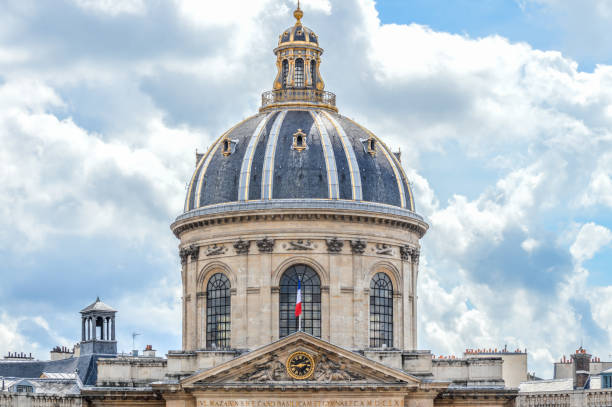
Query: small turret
79,297,117,355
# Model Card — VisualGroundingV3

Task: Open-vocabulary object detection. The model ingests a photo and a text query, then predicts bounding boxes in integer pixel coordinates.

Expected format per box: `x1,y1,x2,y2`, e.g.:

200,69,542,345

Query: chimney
143,345,156,358
572,347,591,389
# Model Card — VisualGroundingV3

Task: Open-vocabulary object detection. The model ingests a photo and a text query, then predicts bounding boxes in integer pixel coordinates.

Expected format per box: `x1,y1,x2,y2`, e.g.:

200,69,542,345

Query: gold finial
294,0,303,24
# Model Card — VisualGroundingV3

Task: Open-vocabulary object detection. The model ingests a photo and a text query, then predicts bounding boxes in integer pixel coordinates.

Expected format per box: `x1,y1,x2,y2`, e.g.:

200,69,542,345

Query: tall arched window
206,273,231,348
370,272,393,348
294,59,304,88
282,59,289,88
310,61,316,87
279,264,321,338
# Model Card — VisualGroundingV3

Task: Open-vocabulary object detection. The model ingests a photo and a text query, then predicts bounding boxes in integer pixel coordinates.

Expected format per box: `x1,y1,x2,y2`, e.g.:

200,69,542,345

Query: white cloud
1,0,612,378
522,238,540,252
71,0,146,16
570,222,612,263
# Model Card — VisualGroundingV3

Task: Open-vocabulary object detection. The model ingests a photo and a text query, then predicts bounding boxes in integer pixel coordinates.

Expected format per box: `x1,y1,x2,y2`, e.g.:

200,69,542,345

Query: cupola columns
262,3,334,112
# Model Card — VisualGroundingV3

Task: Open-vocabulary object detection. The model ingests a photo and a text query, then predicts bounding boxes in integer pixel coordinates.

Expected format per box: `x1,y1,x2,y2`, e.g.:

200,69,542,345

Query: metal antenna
132,332,141,352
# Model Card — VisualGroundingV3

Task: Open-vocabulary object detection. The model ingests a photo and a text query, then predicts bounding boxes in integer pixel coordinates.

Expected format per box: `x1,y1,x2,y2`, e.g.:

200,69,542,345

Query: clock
286,351,315,380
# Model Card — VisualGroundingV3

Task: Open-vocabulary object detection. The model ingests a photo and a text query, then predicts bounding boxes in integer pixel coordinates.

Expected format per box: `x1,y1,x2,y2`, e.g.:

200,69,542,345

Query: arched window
294,59,304,88
279,264,321,338
206,273,231,348
370,272,393,348
282,59,289,88
310,61,316,87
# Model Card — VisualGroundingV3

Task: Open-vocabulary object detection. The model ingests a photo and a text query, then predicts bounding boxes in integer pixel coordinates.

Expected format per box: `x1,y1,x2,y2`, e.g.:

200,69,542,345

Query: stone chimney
572,347,591,389
143,345,156,358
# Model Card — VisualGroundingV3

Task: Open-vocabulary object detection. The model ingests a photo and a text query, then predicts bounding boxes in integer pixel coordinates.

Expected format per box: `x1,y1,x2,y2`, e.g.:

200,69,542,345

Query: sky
1,0,612,379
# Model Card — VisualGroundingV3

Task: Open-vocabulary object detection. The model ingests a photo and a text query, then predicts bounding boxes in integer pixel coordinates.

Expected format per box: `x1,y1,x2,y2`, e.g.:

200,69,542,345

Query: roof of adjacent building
519,378,573,393
0,378,81,395
80,297,116,313
0,354,109,385
183,109,416,216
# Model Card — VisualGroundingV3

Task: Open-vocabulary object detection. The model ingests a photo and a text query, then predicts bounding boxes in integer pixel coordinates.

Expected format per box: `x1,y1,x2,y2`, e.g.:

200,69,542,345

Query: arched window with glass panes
279,264,321,338
369,272,393,348
294,59,304,88
282,59,289,88
206,273,231,348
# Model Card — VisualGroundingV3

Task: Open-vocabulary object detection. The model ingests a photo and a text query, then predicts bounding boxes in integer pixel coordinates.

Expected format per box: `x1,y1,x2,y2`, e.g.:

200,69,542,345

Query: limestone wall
96,357,167,387
432,357,505,387
175,211,423,353
0,394,82,407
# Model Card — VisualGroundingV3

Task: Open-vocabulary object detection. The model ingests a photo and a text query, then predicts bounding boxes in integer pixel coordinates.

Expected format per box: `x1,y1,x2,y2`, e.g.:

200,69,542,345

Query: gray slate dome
183,109,414,214
178,5,421,223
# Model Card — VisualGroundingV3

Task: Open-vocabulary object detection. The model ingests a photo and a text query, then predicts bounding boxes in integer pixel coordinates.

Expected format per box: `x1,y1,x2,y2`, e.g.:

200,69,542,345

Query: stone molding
171,209,428,239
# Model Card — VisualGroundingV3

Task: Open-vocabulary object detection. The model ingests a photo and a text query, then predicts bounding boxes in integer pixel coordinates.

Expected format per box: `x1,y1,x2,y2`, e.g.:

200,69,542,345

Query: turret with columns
79,297,117,355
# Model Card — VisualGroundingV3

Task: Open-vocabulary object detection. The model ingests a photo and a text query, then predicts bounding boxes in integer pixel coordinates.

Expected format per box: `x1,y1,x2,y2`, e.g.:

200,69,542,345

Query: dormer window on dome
222,137,237,157
261,2,336,113
292,128,308,151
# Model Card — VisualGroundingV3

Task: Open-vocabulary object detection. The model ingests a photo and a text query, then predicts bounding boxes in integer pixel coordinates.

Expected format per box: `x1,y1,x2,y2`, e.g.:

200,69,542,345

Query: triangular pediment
181,332,420,388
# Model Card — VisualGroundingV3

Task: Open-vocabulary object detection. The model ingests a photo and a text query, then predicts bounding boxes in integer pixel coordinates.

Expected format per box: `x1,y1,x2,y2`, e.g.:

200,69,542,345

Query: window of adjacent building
16,385,33,393
370,272,393,348
294,59,305,88
279,264,321,338
206,273,231,348
282,59,289,88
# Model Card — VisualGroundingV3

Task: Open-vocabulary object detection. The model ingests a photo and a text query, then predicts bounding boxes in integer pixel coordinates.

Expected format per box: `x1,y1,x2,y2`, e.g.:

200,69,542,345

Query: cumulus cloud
570,223,612,263
0,0,611,378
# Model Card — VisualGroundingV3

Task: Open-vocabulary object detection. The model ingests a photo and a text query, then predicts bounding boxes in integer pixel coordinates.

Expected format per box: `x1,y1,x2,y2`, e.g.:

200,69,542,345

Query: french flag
295,279,302,318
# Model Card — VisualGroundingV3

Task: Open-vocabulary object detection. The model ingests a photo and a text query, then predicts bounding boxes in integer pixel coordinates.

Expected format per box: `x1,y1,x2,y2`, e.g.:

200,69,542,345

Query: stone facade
172,209,424,352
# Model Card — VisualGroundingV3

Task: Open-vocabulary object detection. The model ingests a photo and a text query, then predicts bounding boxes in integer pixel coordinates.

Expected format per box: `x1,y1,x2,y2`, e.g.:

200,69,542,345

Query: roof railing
260,88,337,112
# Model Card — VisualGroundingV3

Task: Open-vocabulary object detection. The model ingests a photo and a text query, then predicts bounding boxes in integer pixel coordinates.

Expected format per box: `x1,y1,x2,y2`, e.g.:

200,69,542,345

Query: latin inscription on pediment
198,399,405,407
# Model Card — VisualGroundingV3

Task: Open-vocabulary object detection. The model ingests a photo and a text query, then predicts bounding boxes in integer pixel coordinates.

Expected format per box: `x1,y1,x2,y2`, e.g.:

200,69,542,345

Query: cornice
171,207,428,239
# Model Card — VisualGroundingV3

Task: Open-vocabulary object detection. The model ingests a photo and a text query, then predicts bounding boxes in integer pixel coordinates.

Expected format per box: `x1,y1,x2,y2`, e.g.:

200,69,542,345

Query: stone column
111,316,116,341
81,317,86,341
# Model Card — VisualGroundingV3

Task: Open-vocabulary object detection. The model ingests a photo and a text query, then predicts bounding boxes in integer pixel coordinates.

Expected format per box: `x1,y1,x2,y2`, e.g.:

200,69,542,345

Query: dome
277,5,318,46
278,24,318,46
177,4,422,225
182,109,415,215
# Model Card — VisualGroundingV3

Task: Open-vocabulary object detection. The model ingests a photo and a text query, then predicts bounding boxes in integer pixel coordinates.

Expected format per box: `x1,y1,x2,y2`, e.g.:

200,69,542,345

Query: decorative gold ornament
294,0,303,25
286,351,315,380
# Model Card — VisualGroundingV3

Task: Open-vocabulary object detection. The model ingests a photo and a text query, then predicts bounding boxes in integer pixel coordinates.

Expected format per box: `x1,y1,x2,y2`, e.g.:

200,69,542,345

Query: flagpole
299,313,302,332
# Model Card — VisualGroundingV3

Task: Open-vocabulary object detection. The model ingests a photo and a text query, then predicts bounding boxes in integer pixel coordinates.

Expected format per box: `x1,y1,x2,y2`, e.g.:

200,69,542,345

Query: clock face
286,351,315,380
